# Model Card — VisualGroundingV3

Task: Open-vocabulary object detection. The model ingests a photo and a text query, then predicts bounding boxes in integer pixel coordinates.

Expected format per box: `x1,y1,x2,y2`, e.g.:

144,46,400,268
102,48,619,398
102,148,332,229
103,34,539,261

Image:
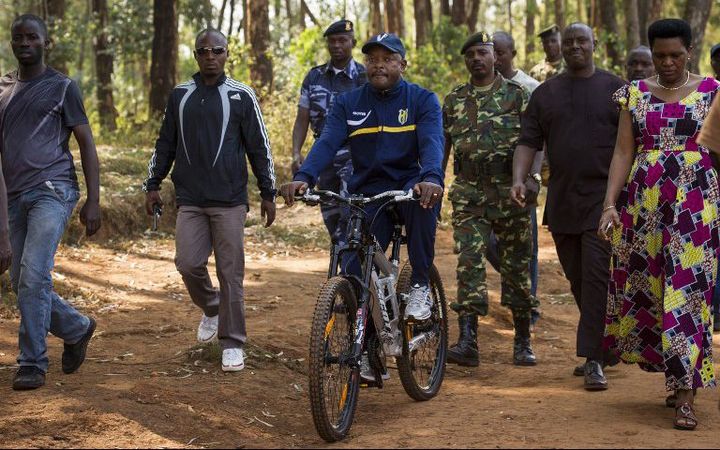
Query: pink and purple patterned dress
605,77,720,391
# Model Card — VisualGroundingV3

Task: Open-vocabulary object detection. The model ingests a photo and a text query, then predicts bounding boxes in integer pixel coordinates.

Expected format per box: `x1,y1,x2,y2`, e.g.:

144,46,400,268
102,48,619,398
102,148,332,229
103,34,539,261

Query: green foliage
285,26,326,93
226,35,252,82
405,17,469,97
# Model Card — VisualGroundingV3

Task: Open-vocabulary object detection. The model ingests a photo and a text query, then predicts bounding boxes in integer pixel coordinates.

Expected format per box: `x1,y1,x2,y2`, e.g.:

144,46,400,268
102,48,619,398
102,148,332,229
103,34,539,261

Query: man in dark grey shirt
0,15,101,390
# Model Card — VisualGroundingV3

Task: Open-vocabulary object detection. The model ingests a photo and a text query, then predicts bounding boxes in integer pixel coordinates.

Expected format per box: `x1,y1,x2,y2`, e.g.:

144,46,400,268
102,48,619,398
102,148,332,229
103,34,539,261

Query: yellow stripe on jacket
349,125,417,138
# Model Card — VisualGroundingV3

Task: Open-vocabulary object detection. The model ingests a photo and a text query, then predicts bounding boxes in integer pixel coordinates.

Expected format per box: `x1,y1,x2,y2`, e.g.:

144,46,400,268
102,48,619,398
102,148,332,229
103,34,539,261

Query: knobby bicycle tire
395,264,448,401
308,276,360,442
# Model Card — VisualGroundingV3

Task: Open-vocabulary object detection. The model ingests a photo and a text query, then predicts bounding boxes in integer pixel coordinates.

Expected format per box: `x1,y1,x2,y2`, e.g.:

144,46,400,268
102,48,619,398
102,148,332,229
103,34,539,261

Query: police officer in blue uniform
290,19,367,243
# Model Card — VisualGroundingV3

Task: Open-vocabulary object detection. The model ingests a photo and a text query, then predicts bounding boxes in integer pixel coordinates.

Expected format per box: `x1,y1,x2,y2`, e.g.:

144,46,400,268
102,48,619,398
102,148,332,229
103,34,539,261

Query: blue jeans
9,180,90,372
486,207,539,298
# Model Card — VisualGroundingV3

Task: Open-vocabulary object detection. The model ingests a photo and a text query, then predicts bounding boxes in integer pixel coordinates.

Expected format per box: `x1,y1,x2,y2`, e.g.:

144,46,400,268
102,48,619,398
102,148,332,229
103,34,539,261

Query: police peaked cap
460,32,494,55
324,19,354,36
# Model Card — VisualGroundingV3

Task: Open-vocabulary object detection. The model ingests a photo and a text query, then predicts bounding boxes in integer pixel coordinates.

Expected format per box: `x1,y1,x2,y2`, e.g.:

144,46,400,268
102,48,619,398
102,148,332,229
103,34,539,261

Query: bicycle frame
305,190,412,374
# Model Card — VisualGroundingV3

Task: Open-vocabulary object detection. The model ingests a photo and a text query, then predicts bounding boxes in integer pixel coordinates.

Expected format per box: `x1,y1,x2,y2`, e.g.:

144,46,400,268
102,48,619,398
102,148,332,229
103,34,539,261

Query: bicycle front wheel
308,276,360,442
396,264,448,401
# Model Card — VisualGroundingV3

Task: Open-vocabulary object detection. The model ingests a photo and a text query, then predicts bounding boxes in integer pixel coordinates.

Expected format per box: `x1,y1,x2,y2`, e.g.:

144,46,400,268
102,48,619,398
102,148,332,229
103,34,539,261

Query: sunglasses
195,46,226,56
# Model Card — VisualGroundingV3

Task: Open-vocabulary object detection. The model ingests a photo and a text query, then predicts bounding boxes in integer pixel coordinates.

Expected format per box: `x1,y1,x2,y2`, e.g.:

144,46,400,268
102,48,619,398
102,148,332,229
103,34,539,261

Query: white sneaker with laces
222,348,246,372
197,314,219,343
404,284,432,321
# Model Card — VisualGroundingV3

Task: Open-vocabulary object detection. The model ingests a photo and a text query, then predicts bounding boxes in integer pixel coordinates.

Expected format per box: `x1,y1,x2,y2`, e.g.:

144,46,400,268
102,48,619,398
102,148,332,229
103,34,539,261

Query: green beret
460,31,494,55
538,24,560,38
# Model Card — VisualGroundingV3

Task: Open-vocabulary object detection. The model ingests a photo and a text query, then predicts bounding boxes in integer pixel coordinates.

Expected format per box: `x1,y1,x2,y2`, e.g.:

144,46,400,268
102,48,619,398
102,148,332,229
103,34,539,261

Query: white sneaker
222,348,245,372
197,314,218,343
404,284,433,321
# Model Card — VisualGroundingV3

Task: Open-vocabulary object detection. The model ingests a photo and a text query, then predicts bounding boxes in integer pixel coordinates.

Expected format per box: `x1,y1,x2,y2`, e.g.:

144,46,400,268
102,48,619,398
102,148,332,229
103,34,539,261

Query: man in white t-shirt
493,31,540,93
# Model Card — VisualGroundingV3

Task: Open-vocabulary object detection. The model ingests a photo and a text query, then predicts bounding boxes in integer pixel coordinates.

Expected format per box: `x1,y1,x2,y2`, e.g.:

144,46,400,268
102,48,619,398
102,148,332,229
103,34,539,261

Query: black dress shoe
12,366,45,390
573,364,584,376
584,360,608,391
62,317,96,374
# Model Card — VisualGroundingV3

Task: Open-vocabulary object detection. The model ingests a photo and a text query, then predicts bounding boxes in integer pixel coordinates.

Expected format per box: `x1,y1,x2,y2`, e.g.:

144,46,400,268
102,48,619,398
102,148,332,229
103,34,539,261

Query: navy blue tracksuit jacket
295,79,445,285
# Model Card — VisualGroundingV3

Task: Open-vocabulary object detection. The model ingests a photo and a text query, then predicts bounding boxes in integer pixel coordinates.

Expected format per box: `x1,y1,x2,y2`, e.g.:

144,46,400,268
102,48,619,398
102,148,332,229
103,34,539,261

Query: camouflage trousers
317,150,353,243
450,205,538,320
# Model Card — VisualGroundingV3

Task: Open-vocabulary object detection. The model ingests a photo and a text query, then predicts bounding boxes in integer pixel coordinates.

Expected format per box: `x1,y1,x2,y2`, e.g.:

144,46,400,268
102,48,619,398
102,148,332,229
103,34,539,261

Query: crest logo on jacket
398,108,408,125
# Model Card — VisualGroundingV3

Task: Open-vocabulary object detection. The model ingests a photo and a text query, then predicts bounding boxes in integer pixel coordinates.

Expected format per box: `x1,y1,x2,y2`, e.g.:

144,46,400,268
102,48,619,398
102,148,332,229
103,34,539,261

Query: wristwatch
529,173,542,184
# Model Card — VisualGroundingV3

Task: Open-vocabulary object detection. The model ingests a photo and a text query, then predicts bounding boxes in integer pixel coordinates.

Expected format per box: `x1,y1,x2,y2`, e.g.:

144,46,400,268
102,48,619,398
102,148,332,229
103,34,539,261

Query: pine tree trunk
526,0,536,59
624,0,640,51
45,0,68,74
451,0,466,26
149,0,178,117
248,0,273,94
554,0,565,30
92,0,116,131
467,0,480,32
441,0,450,16
385,0,403,36
284,0,292,31
507,0,513,31
77,0,91,89
684,0,712,73
576,0,583,22
426,0,433,24
414,0,429,48
228,0,236,37
218,0,228,30
598,0,621,72
639,0,663,44
369,0,383,35
243,0,249,41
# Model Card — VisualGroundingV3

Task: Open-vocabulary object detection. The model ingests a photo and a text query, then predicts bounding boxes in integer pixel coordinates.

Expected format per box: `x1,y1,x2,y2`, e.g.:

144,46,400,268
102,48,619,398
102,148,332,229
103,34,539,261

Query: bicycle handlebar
301,189,416,206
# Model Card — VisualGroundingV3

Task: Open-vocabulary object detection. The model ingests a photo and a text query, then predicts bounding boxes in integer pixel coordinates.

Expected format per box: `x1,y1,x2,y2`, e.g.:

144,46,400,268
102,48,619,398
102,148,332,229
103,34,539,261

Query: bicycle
299,188,448,442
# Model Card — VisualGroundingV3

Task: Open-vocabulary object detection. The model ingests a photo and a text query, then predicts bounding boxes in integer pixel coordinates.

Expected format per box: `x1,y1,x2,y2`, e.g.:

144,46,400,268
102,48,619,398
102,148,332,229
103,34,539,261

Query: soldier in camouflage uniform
443,32,539,367
529,25,566,82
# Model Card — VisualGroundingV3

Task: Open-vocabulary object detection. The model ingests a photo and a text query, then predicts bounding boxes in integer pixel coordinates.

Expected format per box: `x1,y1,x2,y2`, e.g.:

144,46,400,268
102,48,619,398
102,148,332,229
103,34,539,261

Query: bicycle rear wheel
396,264,448,401
308,276,360,442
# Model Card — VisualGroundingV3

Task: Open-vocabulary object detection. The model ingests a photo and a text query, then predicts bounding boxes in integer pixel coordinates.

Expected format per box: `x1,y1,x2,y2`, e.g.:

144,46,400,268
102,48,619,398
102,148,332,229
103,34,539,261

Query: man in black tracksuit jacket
143,29,276,372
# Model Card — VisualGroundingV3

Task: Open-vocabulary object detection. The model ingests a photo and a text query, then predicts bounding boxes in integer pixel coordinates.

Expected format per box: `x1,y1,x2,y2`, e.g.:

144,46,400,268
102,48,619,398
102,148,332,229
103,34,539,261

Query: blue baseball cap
362,33,406,58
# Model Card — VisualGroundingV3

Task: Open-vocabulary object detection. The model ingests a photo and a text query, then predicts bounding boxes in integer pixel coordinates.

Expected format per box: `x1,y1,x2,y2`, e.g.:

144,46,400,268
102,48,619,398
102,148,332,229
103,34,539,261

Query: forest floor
0,203,719,448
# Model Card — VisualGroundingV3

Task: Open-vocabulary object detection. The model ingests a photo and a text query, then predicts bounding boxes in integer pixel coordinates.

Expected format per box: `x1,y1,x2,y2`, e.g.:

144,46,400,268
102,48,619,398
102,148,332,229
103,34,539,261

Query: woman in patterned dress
598,19,719,430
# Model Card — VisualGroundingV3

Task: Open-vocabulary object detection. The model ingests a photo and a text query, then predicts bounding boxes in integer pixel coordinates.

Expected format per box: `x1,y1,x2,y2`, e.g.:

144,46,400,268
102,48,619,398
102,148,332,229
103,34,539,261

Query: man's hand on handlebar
280,181,309,206
413,181,443,209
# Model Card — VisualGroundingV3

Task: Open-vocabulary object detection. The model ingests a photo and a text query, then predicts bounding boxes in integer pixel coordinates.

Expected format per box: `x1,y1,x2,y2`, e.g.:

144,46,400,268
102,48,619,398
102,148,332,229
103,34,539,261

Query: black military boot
448,314,479,367
513,314,537,366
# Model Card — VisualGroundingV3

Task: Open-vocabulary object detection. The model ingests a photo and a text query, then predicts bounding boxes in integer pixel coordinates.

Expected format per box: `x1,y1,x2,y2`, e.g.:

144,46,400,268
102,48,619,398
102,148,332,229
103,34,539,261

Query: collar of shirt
192,71,228,87
323,59,359,79
369,78,405,99
467,73,505,96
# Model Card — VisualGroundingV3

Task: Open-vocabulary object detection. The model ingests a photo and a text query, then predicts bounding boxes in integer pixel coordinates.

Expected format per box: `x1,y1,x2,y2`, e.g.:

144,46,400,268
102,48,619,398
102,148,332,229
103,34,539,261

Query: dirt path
0,208,719,448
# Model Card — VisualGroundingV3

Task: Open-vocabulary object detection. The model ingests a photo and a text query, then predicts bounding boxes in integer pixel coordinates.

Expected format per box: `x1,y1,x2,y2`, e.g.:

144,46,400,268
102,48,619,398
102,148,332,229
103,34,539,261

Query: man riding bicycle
280,33,444,323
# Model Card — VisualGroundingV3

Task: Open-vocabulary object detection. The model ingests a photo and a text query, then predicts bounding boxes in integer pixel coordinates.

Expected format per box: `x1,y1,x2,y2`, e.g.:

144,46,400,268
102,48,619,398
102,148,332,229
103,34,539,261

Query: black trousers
551,230,610,362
